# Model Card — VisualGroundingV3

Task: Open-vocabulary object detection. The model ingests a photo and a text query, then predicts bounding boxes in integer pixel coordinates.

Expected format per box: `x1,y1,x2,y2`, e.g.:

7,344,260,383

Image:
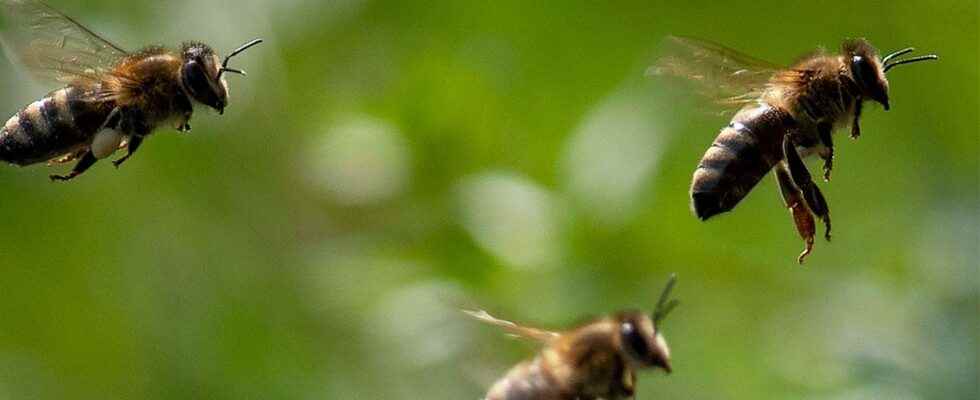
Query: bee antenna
653,274,680,326
884,54,939,73
882,47,915,64
217,38,264,80
220,68,247,76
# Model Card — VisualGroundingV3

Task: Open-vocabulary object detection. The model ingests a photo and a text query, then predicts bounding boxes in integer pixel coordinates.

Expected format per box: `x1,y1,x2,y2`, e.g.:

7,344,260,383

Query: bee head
617,274,678,373
843,39,890,110
844,39,938,111
617,312,672,373
180,39,263,115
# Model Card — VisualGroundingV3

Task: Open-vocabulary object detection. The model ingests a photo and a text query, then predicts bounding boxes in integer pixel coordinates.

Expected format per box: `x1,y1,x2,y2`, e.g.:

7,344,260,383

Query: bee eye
181,60,210,96
850,54,890,110
850,56,878,89
620,321,650,361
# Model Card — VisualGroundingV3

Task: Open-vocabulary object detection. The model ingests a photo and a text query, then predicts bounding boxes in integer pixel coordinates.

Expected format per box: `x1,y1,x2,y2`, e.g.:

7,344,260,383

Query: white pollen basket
91,129,125,159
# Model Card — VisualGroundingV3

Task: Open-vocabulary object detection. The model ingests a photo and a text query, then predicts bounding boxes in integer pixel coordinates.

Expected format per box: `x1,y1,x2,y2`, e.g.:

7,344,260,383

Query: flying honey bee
0,0,261,181
651,36,938,263
468,275,679,400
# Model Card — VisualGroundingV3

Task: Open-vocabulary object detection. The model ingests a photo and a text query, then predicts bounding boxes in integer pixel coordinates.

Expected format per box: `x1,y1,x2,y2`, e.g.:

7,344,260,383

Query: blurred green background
0,0,976,399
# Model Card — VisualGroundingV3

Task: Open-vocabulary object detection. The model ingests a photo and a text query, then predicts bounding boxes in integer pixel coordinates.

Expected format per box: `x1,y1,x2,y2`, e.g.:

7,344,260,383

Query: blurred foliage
0,1,976,399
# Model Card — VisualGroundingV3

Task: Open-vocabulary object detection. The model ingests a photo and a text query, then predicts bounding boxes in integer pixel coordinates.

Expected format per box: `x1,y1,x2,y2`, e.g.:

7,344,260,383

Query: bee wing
0,0,128,85
464,310,560,343
649,35,781,112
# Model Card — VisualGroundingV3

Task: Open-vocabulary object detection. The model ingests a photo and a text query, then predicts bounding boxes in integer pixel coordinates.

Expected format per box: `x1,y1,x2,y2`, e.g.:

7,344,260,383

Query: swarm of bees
0,0,261,181
469,275,679,400
651,36,938,263
0,2,944,399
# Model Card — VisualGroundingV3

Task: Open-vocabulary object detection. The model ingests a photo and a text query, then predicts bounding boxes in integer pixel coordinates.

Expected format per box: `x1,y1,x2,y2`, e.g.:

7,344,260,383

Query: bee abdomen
691,105,791,220
0,87,108,166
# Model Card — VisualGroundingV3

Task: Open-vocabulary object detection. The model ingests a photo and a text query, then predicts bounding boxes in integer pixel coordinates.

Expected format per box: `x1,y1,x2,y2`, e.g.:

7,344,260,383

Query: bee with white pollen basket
0,0,262,181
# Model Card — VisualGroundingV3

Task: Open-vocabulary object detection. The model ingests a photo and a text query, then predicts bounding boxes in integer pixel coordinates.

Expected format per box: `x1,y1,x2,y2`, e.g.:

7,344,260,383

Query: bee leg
609,366,637,399
775,163,815,264
176,112,192,132
50,151,97,182
851,99,863,139
112,135,144,168
98,108,122,131
783,134,831,242
176,96,194,132
818,122,834,181
114,108,152,168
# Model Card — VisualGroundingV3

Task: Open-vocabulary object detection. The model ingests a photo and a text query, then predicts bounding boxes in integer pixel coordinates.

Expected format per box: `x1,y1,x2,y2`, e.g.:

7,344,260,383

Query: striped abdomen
691,103,795,220
0,86,112,166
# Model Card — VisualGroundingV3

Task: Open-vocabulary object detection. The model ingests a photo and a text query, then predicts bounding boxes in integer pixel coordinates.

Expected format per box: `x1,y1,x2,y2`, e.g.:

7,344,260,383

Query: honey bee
469,275,679,400
651,36,937,263
0,0,262,181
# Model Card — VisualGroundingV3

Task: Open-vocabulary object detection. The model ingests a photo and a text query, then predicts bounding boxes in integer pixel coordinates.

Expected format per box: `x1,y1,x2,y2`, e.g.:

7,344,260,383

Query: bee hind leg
50,151,97,182
783,134,831,243
112,135,144,168
775,164,815,264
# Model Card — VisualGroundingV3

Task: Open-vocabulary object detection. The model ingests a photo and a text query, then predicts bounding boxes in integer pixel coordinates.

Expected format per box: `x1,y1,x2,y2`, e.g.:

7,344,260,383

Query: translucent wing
0,0,128,85
649,35,781,111
464,310,560,343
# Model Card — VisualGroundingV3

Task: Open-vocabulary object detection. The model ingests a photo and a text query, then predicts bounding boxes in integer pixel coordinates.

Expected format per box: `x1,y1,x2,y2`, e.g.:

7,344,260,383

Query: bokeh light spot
456,172,563,270
306,115,411,206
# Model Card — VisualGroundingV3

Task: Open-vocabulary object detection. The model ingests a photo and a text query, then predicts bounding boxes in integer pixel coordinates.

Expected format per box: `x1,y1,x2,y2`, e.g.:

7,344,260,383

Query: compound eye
850,54,890,109
850,55,878,89
181,59,211,97
850,56,865,84
620,321,650,362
